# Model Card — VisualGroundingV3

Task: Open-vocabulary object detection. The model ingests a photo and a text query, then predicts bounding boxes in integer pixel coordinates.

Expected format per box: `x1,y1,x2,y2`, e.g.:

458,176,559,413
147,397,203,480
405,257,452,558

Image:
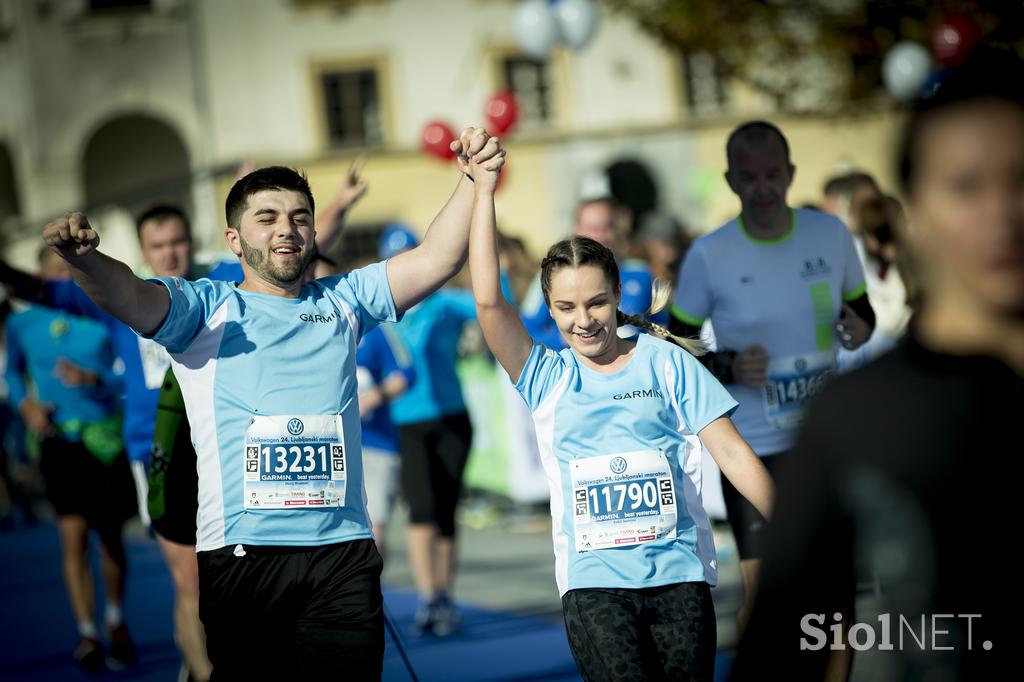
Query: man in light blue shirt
37,128,506,678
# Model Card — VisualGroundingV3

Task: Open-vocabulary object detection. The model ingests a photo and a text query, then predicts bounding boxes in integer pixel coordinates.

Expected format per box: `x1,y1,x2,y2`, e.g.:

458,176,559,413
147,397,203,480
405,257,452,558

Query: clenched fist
42,212,99,260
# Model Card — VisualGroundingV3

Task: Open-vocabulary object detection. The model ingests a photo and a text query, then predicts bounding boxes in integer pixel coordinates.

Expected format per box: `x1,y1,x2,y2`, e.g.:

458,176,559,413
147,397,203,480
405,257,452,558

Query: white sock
78,620,98,639
104,602,123,628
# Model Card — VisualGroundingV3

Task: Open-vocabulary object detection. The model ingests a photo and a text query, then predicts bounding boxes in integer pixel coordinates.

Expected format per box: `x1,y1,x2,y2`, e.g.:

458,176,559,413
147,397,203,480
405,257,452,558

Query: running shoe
106,624,137,669
412,599,435,635
73,636,104,673
431,595,461,637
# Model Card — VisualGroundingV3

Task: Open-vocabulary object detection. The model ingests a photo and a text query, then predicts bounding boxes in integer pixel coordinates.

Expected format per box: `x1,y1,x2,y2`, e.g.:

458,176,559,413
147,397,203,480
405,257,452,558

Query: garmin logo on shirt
800,257,832,278
299,312,337,324
613,389,664,401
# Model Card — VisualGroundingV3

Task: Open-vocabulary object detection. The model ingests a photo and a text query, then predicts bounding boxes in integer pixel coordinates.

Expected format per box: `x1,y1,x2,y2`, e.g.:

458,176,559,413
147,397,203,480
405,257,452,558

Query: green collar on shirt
738,209,796,246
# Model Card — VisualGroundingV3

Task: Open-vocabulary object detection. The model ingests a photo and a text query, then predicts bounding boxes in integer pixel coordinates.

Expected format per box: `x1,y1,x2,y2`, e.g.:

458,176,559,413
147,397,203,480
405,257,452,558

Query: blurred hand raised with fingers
42,212,100,260
334,155,369,209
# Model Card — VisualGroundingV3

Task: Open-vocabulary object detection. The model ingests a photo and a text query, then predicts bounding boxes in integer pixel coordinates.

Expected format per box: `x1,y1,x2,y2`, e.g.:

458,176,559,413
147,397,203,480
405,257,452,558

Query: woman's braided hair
540,236,706,356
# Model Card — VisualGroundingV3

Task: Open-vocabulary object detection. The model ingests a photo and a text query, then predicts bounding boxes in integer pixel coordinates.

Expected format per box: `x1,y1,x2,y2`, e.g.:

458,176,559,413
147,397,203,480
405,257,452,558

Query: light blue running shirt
389,289,476,426
514,333,737,596
5,304,121,431
144,261,398,551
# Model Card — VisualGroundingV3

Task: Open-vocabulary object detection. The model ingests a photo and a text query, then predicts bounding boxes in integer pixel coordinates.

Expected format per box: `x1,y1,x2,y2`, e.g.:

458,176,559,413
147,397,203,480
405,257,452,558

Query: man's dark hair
225,166,315,229
726,120,791,167
822,175,851,198
576,196,622,217
497,231,527,254
135,205,191,242
898,47,1024,197
824,172,878,201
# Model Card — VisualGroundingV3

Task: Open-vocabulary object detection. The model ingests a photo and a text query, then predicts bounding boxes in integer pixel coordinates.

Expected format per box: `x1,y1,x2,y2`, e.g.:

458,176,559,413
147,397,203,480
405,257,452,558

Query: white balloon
882,41,932,101
514,0,561,60
555,0,600,50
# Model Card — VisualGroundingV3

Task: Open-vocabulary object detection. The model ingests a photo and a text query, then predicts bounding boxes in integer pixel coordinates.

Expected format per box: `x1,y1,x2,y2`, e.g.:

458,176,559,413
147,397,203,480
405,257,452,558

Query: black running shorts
198,538,384,680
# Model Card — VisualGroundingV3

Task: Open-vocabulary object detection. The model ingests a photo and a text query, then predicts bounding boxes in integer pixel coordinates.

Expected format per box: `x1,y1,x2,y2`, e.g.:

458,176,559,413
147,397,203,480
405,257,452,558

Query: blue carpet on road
0,522,733,681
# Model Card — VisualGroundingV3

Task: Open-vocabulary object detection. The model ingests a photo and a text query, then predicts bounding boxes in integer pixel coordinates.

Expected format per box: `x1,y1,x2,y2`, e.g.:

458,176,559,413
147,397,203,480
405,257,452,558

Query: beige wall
2,0,907,272
692,111,904,232
204,108,904,267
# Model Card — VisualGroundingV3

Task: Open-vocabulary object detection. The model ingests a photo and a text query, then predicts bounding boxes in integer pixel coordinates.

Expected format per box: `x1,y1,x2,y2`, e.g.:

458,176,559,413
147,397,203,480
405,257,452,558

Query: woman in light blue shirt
466,156,774,681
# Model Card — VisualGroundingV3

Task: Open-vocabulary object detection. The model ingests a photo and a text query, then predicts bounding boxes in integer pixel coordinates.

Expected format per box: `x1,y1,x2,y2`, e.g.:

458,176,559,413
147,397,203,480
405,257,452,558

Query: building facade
0,0,902,270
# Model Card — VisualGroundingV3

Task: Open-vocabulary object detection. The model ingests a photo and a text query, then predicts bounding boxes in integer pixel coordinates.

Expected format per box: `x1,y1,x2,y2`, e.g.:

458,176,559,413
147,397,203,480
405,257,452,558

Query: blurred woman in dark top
731,47,1024,681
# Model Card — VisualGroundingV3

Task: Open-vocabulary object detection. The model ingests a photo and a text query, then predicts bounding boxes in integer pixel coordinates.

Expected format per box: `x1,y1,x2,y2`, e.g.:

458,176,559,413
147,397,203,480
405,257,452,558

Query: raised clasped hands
450,127,506,193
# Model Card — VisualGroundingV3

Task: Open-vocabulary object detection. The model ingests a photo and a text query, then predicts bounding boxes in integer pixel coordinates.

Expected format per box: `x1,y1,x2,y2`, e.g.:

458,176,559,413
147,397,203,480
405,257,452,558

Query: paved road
379,497,747,649
0,496,903,681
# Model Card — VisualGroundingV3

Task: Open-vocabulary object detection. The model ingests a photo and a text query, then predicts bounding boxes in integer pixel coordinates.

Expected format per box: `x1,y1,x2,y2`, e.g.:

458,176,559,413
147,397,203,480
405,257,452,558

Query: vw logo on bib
287,418,304,436
609,457,628,474
794,358,808,372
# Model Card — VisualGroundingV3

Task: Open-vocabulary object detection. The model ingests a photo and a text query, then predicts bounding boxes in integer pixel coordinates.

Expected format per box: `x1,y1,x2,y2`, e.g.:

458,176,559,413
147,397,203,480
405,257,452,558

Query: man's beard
238,234,315,286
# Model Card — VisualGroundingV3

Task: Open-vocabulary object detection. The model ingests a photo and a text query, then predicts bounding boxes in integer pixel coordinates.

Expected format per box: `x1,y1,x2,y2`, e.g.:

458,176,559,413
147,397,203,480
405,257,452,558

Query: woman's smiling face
547,264,621,362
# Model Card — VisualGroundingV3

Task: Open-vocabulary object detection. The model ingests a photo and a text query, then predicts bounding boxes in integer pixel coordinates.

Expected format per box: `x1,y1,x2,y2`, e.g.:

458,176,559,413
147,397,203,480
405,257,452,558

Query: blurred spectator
732,47,1024,681
521,198,662,348
828,172,913,368
4,247,136,671
635,211,691,284
0,288,38,530
822,172,856,215
496,231,535,308
379,224,477,637
355,323,414,559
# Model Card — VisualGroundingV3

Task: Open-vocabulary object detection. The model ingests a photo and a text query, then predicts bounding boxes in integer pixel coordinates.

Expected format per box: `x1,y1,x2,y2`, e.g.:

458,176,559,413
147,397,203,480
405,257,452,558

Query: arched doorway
0,142,21,248
82,114,191,219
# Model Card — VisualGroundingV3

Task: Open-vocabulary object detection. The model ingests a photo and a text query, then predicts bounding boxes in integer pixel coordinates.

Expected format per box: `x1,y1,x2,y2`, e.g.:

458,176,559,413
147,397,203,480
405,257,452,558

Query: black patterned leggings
561,582,716,682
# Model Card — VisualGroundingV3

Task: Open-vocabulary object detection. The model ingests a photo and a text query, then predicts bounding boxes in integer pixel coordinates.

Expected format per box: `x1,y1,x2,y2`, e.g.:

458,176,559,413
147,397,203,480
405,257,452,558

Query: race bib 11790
571,450,677,553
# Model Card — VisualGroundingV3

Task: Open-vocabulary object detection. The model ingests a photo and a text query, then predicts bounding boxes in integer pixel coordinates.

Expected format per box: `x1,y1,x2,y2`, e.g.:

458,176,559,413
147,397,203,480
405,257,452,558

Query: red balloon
485,90,519,136
932,15,981,66
421,120,457,160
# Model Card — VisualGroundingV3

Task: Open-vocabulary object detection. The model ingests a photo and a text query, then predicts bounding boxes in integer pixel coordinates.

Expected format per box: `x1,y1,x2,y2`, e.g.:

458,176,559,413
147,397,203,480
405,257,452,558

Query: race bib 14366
761,350,836,431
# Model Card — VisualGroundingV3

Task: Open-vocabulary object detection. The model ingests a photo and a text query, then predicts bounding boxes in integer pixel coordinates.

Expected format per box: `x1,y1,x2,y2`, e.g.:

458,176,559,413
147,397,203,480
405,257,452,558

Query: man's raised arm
43,212,169,336
386,127,506,313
